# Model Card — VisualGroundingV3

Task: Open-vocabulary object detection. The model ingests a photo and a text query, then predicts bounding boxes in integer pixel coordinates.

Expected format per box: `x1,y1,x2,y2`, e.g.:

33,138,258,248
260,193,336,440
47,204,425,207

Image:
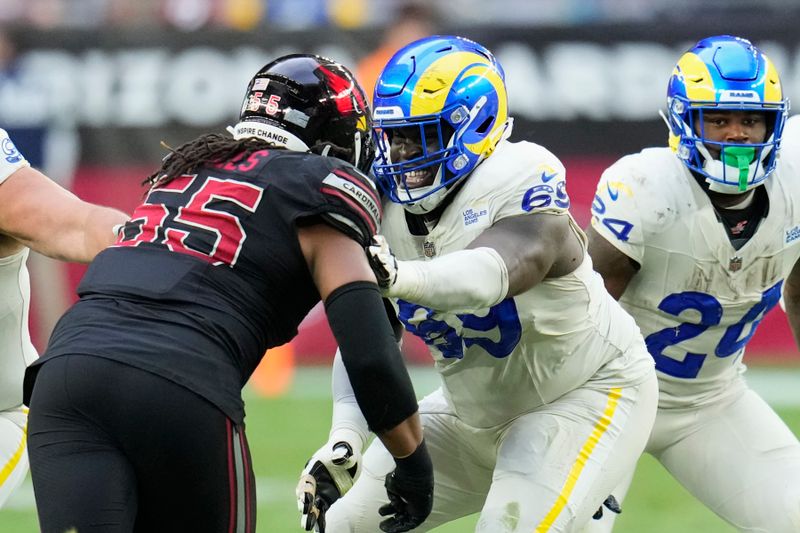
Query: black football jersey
34,148,381,423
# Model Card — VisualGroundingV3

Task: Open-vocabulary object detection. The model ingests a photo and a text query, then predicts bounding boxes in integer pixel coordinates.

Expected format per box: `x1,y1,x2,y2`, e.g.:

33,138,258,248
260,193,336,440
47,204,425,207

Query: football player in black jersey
23,54,433,533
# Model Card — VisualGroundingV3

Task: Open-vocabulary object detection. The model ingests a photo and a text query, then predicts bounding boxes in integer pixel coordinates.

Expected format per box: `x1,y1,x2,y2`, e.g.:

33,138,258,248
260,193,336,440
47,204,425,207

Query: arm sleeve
590,158,646,264
318,162,382,247
325,280,418,433
329,348,370,450
391,247,509,313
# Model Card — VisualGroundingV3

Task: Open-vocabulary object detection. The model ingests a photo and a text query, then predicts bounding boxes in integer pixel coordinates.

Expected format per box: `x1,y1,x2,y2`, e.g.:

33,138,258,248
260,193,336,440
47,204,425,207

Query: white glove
296,435,363,532
0,128,30,184
367,235,399,290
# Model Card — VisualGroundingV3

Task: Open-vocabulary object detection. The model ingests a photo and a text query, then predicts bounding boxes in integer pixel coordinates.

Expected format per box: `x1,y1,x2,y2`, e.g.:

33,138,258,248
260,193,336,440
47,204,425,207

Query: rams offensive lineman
0,129,127,507
298,36,658,533
585,36,800,532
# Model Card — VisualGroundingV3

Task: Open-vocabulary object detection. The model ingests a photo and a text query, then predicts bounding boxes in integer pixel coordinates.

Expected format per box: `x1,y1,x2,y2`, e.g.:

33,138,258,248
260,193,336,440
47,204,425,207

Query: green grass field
2,366,799,532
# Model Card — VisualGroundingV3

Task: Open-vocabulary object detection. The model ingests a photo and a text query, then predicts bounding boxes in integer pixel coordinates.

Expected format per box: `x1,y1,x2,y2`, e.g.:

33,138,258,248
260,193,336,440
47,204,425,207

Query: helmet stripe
763,57,783,103
675,53,716,102
410,52,492,116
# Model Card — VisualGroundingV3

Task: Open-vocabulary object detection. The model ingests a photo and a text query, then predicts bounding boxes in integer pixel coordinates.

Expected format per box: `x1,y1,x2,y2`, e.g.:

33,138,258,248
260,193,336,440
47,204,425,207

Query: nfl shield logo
729,256,742,272
423,241,436,258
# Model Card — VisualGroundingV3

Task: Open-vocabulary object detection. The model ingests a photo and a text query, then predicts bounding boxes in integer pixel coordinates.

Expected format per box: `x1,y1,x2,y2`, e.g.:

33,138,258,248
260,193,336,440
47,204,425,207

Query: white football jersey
0,248,37,411
382,139,653,428
591,117,800,409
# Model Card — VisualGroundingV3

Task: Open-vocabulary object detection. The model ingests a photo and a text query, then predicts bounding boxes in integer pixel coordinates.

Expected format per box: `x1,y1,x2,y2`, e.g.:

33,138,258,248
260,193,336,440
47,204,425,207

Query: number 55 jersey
591,116,800,409
23,148,381,424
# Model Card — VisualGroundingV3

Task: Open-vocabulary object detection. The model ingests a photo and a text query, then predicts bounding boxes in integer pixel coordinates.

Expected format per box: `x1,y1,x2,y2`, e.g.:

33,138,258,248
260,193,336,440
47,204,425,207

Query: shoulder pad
318,160,382,246
474,141,569,220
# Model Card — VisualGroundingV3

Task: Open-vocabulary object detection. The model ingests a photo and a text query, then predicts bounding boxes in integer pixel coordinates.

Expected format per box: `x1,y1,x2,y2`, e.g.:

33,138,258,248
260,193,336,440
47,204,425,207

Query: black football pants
27,355,256,533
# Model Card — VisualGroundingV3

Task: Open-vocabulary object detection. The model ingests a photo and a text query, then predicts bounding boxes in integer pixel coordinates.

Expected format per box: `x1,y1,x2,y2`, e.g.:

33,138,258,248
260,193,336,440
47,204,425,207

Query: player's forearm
0,166,127,262
25,202,125,263
79,204,128,262
389,247,509,312
375,412,424,458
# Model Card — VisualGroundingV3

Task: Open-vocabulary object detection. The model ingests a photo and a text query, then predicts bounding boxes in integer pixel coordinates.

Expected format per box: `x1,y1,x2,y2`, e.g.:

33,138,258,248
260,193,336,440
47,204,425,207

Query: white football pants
327,372,657,533
0,405,28,509
582,377,800,533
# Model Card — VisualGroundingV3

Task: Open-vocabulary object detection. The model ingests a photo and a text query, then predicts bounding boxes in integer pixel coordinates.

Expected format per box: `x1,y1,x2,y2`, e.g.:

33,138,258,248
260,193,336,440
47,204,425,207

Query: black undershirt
693,173,770,250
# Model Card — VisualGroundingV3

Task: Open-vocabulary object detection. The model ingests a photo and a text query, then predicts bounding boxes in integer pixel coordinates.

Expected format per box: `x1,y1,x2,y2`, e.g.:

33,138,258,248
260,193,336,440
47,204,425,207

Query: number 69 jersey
591,117,800,409
382,140,654,429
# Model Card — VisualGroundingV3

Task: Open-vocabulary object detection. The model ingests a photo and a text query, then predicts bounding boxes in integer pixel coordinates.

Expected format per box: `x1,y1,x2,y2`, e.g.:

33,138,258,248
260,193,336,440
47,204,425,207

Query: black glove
592,494,622,520
378,440,434,533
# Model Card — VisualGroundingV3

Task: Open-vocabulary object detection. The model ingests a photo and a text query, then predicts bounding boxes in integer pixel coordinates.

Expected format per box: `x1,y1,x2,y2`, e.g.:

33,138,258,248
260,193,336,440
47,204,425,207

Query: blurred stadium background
1,0,799,531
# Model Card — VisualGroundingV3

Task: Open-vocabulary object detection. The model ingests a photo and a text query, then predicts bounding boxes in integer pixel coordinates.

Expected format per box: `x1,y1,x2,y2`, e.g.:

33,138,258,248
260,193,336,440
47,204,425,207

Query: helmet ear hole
475,116,494,135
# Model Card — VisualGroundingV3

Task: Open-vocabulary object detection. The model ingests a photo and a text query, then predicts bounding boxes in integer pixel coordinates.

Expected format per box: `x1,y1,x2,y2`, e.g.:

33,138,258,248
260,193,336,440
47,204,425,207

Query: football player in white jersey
296,35,658,533
0,129,127,507
585,35,800,532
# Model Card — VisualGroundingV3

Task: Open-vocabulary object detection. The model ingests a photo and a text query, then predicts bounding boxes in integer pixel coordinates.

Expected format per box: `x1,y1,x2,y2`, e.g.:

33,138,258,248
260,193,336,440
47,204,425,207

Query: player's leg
477,372,657,533
576,469,635,533
0,405,29,509
71,356,256,533
655,383,800,533
127,388,255,532
27,356,138,532
326,388,493,532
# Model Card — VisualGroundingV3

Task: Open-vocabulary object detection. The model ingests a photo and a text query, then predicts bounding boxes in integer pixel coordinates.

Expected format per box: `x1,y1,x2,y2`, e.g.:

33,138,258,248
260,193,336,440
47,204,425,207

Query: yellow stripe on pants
535,387,622,532
0,420,27,487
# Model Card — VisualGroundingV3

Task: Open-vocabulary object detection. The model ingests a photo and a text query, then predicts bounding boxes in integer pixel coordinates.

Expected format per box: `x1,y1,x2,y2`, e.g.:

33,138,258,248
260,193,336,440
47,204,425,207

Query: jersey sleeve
590,155,647,264
489,143,571,221
272,154,382,247
316,159,382,247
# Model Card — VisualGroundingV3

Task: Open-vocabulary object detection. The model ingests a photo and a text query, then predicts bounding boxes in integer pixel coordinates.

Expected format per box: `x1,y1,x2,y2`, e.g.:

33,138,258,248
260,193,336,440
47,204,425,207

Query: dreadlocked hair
144,133,276,188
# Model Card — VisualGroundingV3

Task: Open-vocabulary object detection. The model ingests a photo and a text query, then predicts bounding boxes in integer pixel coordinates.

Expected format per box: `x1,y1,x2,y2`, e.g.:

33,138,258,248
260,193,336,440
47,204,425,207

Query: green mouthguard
721,146,756,192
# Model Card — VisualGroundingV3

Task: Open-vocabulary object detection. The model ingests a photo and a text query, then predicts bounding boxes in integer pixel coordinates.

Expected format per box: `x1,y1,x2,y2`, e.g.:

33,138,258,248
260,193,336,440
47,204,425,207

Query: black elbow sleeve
325,281,418,432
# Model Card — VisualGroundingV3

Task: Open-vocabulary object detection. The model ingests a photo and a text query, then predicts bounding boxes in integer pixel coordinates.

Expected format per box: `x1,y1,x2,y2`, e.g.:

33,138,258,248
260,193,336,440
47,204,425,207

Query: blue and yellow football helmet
372,35,511,213
666,35,789,193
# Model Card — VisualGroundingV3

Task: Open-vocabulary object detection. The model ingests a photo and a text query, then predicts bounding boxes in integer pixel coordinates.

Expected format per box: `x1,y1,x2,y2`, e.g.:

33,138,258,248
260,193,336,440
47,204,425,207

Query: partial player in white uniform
586,35,800,532
296,36,658,533
0,129,127,507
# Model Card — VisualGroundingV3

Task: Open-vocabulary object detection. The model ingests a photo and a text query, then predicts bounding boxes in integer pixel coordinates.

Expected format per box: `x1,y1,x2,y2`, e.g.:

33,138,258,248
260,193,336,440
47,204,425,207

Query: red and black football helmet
231,54,374,173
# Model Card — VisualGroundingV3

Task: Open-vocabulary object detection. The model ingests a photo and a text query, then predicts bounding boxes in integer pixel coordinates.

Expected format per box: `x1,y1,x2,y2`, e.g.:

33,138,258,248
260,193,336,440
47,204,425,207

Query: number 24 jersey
591,116,800,409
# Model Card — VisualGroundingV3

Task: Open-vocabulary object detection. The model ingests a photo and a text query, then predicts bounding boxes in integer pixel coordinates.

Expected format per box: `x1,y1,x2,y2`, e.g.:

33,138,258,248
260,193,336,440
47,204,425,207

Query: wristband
393,439,433,479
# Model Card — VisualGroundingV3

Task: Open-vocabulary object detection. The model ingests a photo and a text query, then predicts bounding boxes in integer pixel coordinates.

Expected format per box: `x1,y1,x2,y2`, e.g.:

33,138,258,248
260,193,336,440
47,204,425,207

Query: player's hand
378,440,434,533
368,235,399,290
0,128,30,183
592,494,622,520
296,440,361,532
